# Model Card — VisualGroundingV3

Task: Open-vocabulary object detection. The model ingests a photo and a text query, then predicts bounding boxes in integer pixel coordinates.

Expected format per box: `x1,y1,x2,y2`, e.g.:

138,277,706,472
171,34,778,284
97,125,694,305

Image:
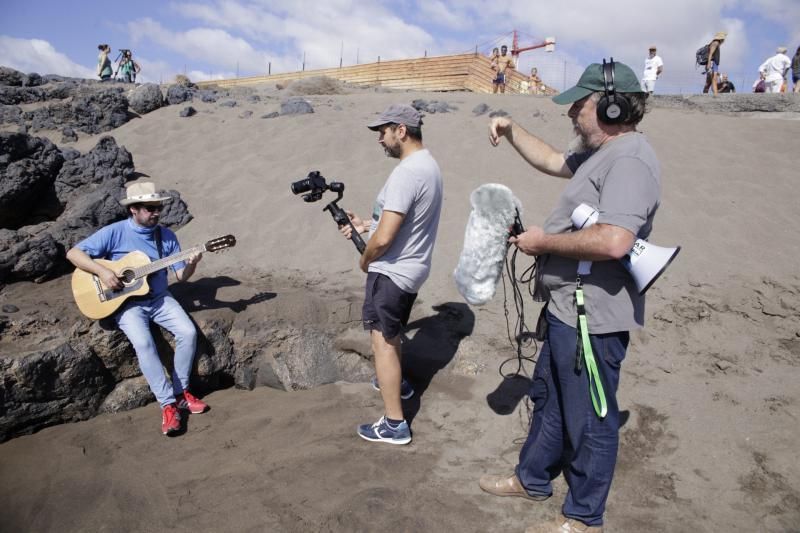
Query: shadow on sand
486,371,631,432
400,302,475,424
170,275,276,313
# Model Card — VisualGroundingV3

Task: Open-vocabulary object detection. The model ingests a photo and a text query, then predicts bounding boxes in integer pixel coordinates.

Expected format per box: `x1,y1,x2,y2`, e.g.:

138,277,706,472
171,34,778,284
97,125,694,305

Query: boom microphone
454,183,522,305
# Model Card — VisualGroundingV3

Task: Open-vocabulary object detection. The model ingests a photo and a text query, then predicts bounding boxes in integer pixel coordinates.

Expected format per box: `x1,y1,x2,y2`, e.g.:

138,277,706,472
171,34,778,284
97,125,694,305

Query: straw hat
777,46,787,54
119,181,172,206
713,31,727,41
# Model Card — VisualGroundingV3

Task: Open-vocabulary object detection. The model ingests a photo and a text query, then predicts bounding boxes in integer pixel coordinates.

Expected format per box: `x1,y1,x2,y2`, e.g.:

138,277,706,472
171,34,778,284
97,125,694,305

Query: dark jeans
515,310,629,527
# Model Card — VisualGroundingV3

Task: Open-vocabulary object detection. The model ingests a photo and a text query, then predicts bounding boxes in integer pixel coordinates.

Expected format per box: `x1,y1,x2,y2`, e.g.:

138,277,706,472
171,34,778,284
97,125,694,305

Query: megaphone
571,204,680,295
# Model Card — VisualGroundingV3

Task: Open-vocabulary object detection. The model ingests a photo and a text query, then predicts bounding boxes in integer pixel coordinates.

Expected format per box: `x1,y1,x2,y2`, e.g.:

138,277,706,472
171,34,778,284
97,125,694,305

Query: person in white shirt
759,46,791,93
641,45,663,94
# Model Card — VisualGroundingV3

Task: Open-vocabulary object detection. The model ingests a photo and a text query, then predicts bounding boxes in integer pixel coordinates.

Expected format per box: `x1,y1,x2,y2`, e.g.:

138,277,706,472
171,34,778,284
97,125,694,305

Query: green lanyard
575,280,608,418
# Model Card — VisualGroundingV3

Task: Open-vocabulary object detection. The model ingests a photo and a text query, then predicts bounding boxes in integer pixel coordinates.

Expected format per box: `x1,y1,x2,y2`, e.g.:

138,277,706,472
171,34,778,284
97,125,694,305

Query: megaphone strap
575,282,608,419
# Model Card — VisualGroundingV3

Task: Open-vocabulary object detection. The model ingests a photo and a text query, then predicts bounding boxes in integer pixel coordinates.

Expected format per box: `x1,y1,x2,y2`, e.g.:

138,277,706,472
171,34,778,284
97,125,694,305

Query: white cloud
128,18,271,72
131,56,179,84
187,69,236,82
418,1,472,32
163,0,436,74
0,36,94,78
170,1,285,42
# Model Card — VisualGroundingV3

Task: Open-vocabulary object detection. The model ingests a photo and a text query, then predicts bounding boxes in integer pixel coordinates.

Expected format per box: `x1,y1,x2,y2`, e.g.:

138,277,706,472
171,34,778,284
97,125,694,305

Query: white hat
777,46,787,54
119,181,172,206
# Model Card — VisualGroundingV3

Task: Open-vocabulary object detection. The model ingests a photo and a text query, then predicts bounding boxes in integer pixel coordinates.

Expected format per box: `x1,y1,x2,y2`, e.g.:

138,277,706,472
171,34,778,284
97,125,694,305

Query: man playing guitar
66,181,208,436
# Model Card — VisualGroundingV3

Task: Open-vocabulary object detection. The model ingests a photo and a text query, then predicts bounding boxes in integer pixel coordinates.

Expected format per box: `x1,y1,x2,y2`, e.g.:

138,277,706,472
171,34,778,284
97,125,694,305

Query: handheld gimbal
291,171,366,254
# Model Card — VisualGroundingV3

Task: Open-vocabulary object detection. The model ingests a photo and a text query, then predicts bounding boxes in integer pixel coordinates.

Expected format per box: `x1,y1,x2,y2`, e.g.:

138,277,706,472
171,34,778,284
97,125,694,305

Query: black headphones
596,58,630,124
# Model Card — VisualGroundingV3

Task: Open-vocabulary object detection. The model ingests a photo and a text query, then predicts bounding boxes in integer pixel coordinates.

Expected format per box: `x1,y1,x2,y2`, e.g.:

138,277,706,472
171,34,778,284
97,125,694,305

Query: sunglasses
138,204,164,212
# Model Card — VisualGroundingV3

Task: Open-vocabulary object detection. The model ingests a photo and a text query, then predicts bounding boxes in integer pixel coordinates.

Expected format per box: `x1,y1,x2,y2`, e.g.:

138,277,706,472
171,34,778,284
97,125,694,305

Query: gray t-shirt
540,132,661,333
368,149,443,293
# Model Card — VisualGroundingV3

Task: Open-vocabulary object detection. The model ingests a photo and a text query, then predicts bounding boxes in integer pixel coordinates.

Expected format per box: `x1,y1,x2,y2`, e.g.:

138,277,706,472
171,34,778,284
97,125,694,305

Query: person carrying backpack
701,31,726,95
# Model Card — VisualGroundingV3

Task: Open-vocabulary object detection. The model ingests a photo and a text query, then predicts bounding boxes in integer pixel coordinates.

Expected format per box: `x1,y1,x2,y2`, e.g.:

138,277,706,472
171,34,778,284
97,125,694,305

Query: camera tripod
113,49,135,81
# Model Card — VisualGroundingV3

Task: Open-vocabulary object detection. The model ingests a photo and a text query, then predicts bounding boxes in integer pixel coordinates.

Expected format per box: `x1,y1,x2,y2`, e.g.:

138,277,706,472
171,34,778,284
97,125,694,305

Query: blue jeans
115,293,197,407
515,311,628,527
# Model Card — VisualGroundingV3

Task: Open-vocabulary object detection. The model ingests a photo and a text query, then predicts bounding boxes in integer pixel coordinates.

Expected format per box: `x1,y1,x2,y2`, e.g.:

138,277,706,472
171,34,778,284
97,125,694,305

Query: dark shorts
493,73,505,85
794,74,799,84
363,272,417,340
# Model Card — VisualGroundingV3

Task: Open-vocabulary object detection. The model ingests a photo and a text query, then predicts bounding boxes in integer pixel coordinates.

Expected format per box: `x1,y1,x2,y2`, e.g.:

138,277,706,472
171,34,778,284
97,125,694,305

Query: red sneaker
161,404,181,435
177,390,208,414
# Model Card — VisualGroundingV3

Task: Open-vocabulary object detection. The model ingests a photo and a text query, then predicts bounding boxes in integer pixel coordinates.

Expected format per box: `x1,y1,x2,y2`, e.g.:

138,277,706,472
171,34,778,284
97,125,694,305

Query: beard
567,132,589,154
383,141,402,159
567,120,604,153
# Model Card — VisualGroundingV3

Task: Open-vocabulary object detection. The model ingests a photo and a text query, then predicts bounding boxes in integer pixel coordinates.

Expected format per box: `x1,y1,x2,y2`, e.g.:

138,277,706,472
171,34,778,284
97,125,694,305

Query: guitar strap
154,226,163,259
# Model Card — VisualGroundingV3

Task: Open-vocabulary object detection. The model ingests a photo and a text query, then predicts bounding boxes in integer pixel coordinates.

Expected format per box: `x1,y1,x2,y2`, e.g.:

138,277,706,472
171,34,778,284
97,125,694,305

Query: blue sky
1,0,798,94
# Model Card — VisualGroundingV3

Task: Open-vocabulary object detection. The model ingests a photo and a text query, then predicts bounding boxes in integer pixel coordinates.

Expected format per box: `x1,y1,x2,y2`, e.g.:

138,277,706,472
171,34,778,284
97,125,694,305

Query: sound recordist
479,60,662,533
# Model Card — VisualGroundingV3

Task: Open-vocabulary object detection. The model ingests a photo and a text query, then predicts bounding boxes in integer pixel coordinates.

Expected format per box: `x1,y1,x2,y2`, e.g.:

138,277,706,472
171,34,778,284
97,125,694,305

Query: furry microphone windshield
454,183,522,305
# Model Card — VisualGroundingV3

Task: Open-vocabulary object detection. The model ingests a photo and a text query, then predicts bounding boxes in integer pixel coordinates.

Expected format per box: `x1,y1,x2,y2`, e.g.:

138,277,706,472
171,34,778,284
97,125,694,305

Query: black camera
290,171,344,202
291,171,365,254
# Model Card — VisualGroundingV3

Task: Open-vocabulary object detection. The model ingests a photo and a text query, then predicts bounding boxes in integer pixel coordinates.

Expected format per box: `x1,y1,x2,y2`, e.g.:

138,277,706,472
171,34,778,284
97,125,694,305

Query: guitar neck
134,245,205,279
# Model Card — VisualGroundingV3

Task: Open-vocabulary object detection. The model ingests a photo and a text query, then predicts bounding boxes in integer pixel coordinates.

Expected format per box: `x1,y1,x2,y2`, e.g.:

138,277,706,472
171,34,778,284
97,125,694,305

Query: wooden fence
196,52,555,95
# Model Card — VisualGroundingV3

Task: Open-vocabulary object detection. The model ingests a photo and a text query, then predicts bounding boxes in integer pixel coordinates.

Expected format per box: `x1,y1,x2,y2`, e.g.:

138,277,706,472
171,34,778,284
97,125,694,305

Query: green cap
552,61,643,105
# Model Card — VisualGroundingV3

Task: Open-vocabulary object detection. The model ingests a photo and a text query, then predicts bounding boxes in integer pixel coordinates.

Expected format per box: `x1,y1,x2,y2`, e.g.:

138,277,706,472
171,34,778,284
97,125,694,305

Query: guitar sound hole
120,269,135,283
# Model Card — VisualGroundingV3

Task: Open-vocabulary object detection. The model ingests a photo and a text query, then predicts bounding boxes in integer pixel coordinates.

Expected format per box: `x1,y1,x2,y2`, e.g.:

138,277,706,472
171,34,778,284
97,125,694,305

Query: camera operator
340,104,443,445
119,50,141,83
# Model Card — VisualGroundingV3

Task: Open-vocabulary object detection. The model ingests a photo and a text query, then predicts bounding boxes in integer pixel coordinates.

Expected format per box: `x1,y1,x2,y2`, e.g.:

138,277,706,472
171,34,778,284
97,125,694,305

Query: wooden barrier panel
197,52,556,95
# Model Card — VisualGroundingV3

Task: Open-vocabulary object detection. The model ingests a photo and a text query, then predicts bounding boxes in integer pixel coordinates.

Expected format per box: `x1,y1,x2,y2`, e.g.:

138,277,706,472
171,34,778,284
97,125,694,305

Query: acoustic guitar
71,235,236,319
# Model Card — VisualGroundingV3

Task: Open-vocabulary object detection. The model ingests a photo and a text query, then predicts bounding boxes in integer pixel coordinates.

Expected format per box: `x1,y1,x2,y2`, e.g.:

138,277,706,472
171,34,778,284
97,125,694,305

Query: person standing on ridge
702,32,726,95
493,45,516,94
641,45,663,95
758,46,791,94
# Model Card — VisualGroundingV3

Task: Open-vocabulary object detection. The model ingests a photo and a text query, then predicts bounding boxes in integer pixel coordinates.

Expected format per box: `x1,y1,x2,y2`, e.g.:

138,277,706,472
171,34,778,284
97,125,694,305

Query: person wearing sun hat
478,60,662,532
703,31,727,95
66,181,208,437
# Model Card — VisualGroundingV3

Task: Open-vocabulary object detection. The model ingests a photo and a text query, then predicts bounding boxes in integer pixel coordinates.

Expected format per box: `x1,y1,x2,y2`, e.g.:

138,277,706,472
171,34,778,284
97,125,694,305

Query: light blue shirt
77,218,184,297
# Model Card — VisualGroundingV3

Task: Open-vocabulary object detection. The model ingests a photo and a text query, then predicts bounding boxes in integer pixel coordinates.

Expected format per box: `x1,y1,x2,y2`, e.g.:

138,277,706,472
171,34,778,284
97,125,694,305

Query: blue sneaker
371,376,415,400
357,416,412,445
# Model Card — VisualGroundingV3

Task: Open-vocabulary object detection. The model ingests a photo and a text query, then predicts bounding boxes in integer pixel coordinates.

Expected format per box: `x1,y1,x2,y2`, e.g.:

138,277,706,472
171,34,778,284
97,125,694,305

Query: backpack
695,44,710,67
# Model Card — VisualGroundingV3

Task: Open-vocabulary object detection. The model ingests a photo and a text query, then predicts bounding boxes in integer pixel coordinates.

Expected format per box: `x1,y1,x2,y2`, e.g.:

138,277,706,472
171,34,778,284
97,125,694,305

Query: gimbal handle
323,200,366,254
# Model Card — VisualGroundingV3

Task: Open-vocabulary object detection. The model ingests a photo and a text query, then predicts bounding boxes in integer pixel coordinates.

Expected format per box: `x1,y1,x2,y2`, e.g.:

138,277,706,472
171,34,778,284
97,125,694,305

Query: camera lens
290,178,312,195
